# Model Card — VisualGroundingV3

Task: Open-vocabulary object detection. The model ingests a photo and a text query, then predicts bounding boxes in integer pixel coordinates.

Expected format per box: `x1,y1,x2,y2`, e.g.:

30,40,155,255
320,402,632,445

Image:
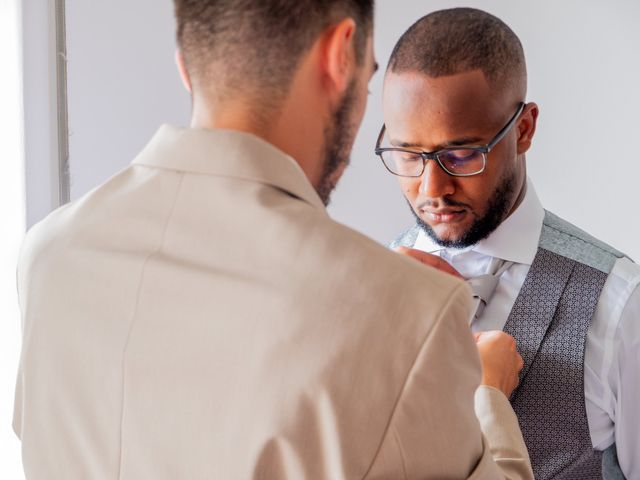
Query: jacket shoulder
311,217,470,311
541,210,628,274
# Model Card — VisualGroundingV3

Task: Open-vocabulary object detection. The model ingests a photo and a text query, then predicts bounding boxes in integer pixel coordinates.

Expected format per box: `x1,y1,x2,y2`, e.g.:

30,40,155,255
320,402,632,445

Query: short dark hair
174,0,374,104
388,8,526,91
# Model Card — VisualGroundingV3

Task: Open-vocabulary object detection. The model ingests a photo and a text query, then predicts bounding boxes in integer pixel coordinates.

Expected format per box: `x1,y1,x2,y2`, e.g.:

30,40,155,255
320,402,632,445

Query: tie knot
468,274,501,304
466,259,514,322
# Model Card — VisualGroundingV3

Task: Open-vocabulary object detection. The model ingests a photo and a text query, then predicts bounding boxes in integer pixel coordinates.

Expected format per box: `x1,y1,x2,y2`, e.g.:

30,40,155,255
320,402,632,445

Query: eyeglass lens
380,147,485,177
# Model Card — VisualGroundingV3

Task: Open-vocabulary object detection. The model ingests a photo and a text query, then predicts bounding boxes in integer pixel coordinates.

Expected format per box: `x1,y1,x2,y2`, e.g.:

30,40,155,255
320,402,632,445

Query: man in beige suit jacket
14,1,533,478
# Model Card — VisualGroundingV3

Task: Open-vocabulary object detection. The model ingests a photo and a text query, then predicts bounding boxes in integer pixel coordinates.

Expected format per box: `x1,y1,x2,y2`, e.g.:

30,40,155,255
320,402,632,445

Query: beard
411,169,518,249
315,80,358,206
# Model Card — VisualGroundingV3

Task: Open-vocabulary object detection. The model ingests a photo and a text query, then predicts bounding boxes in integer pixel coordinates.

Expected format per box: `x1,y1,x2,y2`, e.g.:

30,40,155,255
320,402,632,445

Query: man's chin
415,216,472,248
421,218,464,240
429,229,465,247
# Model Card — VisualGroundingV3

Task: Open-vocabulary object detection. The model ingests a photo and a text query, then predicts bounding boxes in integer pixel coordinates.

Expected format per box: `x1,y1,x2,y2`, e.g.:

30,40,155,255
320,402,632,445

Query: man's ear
516,102,539,155
321,18,357,97
175,49,192,94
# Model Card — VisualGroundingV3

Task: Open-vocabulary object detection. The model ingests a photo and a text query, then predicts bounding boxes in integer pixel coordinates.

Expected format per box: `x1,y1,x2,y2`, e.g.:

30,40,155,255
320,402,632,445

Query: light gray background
40,0,640,258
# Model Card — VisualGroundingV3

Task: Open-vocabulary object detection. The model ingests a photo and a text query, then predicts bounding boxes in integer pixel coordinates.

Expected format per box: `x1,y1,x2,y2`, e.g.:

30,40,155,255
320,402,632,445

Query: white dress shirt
413,179,640,479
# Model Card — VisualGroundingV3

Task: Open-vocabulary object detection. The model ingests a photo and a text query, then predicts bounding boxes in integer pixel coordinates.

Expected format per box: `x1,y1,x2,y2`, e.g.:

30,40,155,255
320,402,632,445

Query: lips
422,208,467,224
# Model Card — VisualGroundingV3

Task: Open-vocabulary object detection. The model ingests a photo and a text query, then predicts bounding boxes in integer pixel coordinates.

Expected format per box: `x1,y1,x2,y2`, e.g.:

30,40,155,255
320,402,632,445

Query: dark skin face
383,69,539,245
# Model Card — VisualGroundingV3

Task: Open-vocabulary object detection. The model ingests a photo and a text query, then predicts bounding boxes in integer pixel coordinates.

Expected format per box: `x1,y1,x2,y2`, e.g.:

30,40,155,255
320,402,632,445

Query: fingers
510,375,520,395
510,350,524,395
475,331,523,397
393,247,463,278
517,352,524,371
474,330,510,344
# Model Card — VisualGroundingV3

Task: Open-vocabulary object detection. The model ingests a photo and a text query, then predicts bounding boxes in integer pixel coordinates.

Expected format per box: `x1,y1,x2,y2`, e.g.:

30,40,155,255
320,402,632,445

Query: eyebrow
392,136,485,151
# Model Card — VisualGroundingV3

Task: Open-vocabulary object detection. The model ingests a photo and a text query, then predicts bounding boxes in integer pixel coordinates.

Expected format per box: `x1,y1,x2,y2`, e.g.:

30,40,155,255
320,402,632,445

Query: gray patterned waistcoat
391,211,626,479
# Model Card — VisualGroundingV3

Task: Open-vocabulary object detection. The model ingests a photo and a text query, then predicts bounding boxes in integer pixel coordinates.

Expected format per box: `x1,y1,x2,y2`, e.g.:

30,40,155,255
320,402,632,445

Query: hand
473,331,524,397
393,246,463,279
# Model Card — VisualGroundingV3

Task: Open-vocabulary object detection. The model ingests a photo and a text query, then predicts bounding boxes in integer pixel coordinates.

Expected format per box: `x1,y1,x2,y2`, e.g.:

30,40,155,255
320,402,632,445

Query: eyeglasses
374,102,526,178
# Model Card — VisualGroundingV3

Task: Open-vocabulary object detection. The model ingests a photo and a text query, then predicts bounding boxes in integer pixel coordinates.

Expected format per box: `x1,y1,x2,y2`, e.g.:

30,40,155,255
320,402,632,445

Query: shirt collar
133,124,325,210
413,178,545,266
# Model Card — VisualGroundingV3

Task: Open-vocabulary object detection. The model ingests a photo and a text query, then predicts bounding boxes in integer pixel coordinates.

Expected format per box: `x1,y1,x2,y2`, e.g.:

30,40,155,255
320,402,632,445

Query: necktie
467,258,513,323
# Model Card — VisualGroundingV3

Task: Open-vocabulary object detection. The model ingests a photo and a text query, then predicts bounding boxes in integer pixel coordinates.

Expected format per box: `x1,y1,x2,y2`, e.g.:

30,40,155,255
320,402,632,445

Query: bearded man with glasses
384,8,639,480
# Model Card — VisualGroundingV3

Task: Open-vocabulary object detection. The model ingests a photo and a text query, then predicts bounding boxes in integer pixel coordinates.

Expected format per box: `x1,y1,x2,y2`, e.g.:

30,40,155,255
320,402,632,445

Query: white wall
1,0,26,477
65,0,190,200
40,0,640,259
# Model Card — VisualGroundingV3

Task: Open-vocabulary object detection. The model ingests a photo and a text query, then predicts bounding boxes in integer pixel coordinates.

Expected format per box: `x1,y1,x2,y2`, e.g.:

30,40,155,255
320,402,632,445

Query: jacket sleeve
364,283,533,480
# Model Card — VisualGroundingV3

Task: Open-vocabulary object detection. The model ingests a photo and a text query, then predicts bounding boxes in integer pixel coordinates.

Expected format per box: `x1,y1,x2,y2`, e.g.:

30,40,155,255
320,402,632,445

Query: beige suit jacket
14,126,532,479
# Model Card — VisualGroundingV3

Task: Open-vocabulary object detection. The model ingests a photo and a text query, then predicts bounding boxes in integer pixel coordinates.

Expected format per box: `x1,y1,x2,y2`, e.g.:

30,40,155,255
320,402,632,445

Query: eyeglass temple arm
376,124,387,149
486,102,526,151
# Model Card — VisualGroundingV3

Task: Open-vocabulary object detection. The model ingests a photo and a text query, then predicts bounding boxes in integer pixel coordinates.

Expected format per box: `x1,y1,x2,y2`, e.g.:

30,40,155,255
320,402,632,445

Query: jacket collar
133,125,325,210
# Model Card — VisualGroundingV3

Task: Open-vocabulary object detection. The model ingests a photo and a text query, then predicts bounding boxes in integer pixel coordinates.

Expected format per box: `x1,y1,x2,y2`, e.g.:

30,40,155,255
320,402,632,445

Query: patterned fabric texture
504,248,607,479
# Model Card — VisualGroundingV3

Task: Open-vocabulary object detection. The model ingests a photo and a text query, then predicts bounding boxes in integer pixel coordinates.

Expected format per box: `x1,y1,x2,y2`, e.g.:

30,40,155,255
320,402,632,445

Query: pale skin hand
474,331,524,397
394,247,524,397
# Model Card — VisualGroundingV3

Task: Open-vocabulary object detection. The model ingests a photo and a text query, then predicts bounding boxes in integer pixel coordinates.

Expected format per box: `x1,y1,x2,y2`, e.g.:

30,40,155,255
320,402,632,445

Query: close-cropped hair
174,0,374,100
388,8,526,90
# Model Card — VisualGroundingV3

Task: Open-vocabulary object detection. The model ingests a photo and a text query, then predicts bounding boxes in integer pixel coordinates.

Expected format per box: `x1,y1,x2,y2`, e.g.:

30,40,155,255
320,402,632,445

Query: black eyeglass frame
374,102,527,178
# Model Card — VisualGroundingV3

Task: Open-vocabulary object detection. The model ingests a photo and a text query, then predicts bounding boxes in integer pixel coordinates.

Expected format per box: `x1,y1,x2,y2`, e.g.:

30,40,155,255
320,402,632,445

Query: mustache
416,197,471,211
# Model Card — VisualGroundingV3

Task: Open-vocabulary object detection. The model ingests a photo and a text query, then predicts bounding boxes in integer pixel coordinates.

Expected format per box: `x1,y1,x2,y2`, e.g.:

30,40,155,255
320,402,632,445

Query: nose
419,157,456,197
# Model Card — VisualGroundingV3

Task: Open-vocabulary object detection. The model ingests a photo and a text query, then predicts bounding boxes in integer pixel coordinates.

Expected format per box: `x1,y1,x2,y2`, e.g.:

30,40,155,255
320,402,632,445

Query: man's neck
189,95,326,190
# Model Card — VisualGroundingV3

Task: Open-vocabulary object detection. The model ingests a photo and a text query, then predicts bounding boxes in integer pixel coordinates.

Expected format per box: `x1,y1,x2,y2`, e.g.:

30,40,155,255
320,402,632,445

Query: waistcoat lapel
503,248,575,385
